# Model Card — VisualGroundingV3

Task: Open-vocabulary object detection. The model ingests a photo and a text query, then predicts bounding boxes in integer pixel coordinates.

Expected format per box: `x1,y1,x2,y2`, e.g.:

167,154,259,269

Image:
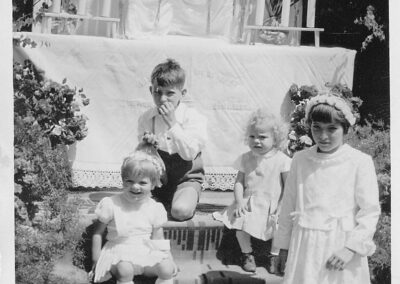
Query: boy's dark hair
150,58,186,89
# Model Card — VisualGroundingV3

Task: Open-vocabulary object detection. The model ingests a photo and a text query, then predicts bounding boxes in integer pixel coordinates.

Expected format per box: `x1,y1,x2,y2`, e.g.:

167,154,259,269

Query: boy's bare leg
170,182,201,221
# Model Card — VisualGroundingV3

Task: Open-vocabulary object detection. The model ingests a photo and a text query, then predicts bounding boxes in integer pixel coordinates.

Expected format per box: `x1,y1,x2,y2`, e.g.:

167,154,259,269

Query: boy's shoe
241,252,256,272
266,254,278,274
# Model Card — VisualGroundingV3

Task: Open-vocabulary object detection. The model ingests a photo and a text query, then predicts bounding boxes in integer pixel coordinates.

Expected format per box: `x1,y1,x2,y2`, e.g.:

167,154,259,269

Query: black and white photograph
1,0,398,283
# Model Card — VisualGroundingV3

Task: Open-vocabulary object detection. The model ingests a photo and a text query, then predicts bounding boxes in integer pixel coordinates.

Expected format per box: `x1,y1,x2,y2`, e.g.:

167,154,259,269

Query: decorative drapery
14,33,356,189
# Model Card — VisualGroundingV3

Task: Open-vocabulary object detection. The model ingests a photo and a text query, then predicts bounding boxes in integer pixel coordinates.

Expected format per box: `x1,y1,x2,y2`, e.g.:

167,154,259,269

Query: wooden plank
245,25,323,32
43,12,120,23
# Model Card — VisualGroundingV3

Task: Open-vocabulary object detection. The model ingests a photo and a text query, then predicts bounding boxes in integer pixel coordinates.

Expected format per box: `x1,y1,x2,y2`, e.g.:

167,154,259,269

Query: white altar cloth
14,33,356,189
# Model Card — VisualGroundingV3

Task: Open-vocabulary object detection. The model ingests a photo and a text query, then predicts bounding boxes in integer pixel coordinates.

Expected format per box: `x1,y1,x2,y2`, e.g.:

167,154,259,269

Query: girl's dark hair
307,103,350,134
150,58,185,89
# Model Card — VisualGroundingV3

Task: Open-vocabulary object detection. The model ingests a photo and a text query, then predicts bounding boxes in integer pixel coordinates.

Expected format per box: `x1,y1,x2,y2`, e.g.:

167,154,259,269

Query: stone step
64,190,282,283
54,252,283,284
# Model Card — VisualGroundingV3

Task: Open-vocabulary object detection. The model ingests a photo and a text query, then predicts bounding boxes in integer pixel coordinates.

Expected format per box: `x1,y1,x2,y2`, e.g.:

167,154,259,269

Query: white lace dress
274,144,381,284
93,194,170,283
213,149,291,241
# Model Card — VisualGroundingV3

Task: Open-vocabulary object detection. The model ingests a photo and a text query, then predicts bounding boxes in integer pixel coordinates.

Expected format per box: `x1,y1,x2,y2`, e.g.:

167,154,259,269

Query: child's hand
326,247,355,271
158,102,177,128
275,249,288,276
88,263,96,283
233,200,248,217
142,131,159,148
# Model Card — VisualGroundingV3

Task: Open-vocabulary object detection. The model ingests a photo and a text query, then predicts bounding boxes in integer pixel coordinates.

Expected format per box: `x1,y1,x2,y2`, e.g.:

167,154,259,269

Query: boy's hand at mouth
158,102,177,128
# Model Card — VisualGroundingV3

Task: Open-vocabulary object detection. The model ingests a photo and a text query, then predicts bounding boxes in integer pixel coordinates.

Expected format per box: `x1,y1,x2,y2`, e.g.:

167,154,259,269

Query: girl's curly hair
244,108,289,152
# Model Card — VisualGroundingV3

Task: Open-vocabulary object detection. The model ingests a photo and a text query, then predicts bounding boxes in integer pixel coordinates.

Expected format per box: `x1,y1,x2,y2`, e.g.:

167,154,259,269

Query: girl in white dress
90,150,176,284
213,108,291,273
274,92,381,283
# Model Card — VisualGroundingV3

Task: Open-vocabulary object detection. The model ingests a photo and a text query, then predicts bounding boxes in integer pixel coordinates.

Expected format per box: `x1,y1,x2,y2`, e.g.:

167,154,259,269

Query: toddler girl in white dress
274,92,381,283
90,150,176,284
213,108,291,273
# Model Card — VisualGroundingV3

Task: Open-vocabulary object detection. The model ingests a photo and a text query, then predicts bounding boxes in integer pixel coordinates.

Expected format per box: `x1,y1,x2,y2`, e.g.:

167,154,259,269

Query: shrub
14,58,89,284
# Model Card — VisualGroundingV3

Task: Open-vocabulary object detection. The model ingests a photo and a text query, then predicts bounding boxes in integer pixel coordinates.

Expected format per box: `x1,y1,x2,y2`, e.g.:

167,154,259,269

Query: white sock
270,245,279,255
155,278,173,284
236,230,252,254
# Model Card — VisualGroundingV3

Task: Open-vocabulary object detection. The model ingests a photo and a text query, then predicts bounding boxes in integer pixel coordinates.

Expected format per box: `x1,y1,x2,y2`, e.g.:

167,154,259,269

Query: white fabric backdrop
14,33,356,188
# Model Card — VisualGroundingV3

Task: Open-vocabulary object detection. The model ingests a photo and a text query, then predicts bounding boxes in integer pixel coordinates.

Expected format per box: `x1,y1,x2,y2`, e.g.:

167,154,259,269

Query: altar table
14,32,356,189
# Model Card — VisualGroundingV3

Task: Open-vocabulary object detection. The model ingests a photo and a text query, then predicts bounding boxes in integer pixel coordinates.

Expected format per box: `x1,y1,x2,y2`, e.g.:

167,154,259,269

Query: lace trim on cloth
72,167,237,191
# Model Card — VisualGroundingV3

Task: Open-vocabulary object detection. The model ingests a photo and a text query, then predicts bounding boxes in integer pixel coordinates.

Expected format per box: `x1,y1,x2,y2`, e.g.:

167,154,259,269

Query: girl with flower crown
90,147,176,284
213,108,291,273
274,92,381,283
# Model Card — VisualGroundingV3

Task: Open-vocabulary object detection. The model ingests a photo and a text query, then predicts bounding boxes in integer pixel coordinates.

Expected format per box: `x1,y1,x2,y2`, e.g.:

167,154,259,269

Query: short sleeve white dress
213,149,291,241
274,144,381,284
93,194,170,283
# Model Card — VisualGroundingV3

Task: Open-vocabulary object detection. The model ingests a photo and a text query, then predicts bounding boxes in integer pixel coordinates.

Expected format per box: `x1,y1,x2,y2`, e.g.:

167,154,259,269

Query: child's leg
266,239,279,274
171,181,201,221
236,230,256,272
110,261,135,284
236,230,252,253
143,258,176,283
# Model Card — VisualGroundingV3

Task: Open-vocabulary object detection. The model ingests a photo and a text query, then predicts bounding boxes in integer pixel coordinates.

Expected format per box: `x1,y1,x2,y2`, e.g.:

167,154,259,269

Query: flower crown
126,150,166,187
305,93,357,126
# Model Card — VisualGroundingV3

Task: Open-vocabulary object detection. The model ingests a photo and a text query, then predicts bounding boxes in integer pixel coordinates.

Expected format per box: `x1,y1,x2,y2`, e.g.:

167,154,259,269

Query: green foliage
15,200,83,284
14,59,89,284
369,213,391,284
13,0,80,33
14,60,89,147
346,121,390,212
354,5,386,51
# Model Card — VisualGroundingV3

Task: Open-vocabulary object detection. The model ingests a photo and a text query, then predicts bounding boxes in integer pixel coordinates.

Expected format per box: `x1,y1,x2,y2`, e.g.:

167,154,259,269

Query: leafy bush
346,122,390,284
14,58,89,284
286,83,390,283
346,121,390,213
14,60,89,147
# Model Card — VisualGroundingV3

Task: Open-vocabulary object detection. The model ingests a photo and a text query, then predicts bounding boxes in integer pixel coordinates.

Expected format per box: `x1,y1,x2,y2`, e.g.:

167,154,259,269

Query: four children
91,59,381,283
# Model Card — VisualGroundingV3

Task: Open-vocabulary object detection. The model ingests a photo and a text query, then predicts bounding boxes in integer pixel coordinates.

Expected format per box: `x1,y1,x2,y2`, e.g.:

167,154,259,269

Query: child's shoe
241,252,256,272
266,254,278,274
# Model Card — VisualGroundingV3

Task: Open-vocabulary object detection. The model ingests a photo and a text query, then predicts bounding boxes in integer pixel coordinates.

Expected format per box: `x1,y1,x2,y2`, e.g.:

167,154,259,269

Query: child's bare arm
91,220,107,267
151,227,165,240
233,171,247,217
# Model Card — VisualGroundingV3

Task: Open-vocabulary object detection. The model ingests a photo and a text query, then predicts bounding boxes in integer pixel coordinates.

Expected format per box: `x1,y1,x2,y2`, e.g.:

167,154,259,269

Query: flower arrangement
286,84,318,154
354,5,386,51
287,83,362,155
